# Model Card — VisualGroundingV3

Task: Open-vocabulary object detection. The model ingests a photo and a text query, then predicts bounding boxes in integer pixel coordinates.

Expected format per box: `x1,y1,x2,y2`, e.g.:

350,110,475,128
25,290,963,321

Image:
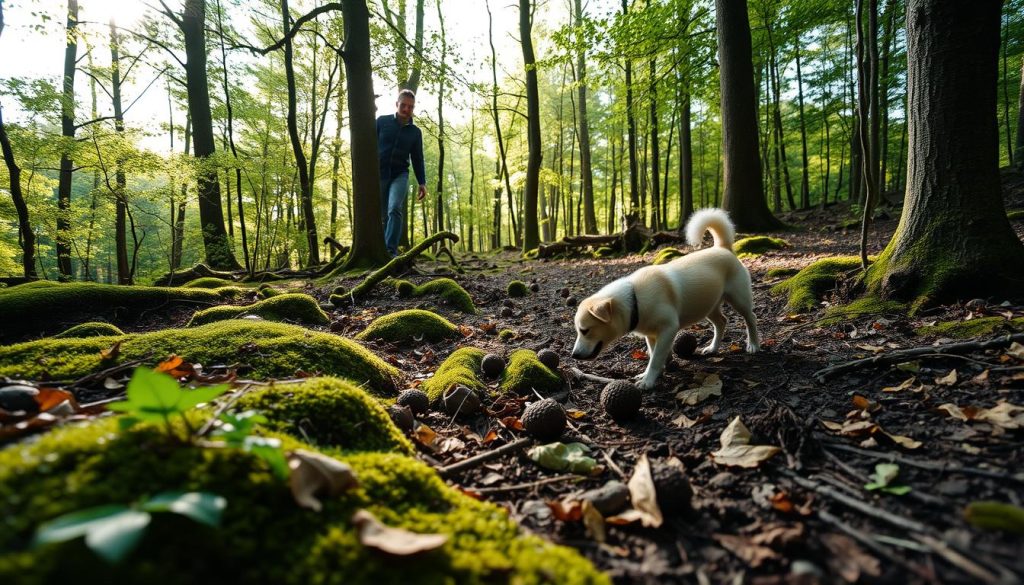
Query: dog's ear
588,298,613,323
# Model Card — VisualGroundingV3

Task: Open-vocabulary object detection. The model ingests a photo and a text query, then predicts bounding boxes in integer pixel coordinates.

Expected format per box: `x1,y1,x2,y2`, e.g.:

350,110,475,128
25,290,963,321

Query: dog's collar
628,284,640,332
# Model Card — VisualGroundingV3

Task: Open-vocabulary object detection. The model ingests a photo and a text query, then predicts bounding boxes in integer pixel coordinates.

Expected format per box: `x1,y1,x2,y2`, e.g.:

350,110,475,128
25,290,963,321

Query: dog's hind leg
725,290,760,353
701,302,727,355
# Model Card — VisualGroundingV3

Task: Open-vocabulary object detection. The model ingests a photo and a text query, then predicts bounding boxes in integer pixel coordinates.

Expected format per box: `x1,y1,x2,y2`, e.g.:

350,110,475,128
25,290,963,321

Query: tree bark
715,0,781,230
1017,57,1024,173
216,0,250,272
0,2,34,278
649,59,661,231
867,0,1024,307
181,0,239,270
679,77,694,225
621,0,640,226
56,0,79,279
521,0,540,253
575,0,597,234
795,41,811,209
434,0,447,235
109,20,131,284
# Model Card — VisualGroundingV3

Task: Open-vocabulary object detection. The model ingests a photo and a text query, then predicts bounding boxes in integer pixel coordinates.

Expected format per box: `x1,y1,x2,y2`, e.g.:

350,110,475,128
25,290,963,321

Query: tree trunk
335,0,390,270
716,0,781,230
575,0,597,234
521,0,541,256
0,2,34,278
109,20,131,285
216,0,250,272
181,0,239,270
56,0,78,279
1001,7,1013,167
1017,57,1024,172
795,41,811,209
330,71,344,242
434,0,447,235
648,59,661,231
622,0,640,226
857,0,881,268
679,79,694,226
878,0,897,196
867,0,1024,307
468,110,476,250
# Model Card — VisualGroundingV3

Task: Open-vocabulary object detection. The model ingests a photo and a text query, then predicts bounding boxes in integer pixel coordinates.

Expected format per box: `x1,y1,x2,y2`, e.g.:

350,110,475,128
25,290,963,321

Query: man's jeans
380,172,409,256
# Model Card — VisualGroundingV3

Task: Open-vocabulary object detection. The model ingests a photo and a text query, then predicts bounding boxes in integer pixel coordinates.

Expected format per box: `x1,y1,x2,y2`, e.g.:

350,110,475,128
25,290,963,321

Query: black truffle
481,353,506,378
651,462,694,513
386,404,415,433
396,389,430,416
600,380,642,422
521,398,567,442
673,332,698,358
536,348,560,370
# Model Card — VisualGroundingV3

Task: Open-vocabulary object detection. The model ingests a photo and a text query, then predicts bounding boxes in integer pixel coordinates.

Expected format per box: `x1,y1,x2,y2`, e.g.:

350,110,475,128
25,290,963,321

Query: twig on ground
473,474,581,495
601,449,628,480
439,437,534,477
813,333,1024,380
817,509,934,581
822,441,1024,484
69,355,152,389
569,367,616,386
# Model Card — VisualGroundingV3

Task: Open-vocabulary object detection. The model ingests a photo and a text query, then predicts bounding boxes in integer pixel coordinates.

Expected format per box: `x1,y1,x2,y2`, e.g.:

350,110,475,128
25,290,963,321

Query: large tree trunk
216,0,250,272
181,0,239,270
520,0,540,253
715,0,782,231
336,0,390,270
648,59,661,231
0,2,34,278
434,0,447,235
679,79,694,226
281,0,319,266
1016,57,1024,172
574,0,597,234
109,20,131,285
866,0,1024,308
621,0,640,226
795,41,811,209
56,0,78,279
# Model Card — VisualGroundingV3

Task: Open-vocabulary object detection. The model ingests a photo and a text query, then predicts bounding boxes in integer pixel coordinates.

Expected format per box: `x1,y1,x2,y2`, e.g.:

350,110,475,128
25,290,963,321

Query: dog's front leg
637,328,677,390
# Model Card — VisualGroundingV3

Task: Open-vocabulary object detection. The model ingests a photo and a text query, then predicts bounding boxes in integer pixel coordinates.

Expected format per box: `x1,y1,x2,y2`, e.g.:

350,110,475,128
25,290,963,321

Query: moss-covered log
152,263,237,287
187,293,329,327
327,231,459,293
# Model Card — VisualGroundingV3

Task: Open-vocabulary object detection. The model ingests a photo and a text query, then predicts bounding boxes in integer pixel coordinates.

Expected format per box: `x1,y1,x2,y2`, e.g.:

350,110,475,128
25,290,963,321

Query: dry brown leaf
855,343,885,353
750,523,804,548
975,401,1024,430
35,388,79,413
675,374,723,406
621,453,663,528
937,403,971,421
581,500,606,543
971,369,990,384
565,408,587,420
413,422,437,448
851,394,879,412
881,377,917,393
821,533,881,582
546,499,583,522
287,449,359,511
1007,342,1024,360
713,533,777,568
99,341,121,361
878,429,922,450
935,369,959,386
712,417,781,468
482,429,499,444
352,509,448,556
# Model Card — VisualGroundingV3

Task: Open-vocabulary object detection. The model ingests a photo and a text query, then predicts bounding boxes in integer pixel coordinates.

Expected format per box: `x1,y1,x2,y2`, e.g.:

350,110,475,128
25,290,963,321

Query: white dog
571,208,759,390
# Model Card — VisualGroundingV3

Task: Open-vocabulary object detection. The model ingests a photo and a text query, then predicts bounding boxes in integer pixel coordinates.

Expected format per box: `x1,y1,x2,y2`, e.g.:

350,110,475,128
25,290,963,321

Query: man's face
396,96,415,122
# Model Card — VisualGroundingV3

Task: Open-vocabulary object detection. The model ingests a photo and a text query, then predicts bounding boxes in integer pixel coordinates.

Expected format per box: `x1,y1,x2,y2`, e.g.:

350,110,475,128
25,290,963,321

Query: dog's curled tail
685,208,736,250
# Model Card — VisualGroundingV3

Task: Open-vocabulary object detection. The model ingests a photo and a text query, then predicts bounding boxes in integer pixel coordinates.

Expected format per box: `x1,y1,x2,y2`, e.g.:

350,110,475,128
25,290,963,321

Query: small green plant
107,367,229,442
208,410,289,479
33,491,226,563
864,463,911,495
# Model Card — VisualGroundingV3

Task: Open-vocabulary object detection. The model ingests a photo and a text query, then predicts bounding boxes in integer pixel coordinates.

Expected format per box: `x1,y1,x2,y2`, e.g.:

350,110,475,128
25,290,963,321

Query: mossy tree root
342,232,459,301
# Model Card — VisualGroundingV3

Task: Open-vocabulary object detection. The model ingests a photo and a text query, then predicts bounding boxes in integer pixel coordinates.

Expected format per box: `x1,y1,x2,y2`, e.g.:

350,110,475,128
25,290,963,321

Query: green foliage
506,280,529,298
355,309,459,344
770,256,865,312
53,322,125,339
821,298,906,325
107,367,229,442
419,347,487,402
500,349,562,396
765,267,800,279
0,321,399,396
187,293,329,327
864,463,911,495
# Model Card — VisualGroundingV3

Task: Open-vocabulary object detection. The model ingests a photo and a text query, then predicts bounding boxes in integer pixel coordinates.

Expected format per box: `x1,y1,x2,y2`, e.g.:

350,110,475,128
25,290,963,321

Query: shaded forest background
1,0,1022,282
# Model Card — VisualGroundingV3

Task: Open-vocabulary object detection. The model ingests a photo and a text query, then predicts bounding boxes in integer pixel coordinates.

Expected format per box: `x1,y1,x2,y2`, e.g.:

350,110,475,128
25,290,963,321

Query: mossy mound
500,349,562,396
765,267,800,280
915,316,1024,338
592,246,616,259
52,322,124,339
0,282,245,340
257,286,281,299
0,411,607,584
0,321,398,396
652,248,684,265
187,294,329,327
499,329,517,342
235,378,413,455
820,298,907,325
356,310,459,345
391,278,476,313
420,347,487,403
182,277,237,289
507,280,529,298
770,256,865,312
733,236,789,256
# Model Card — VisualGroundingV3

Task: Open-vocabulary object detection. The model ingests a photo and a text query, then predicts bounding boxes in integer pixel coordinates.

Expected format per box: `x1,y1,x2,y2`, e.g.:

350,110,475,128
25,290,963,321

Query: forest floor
5,178,1024,583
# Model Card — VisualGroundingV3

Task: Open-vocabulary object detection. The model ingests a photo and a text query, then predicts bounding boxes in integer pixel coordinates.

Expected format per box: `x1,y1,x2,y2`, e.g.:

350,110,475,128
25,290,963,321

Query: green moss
0,282,245,339
915,316,1024,338
0,413,607,584
498,329,516,341
420,347,487,402
257,286,281,299
592,246,616,259
522,248,539,260
182,277,237,289
392,279,476,313
52,322,124,339
821,298,907,325
235,378,413,455
188,293,329,327
733,236,789,256
765,267,800,279
1007,209,1024,220
771,256,865,312
0,321,398,396
355,310,459,344
507,280,529,298
500,349,562,396
652,247,684,265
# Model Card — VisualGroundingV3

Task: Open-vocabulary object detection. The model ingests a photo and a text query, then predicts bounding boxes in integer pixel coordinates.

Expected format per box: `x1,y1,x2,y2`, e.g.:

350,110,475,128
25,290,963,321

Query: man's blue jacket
376,114,426,186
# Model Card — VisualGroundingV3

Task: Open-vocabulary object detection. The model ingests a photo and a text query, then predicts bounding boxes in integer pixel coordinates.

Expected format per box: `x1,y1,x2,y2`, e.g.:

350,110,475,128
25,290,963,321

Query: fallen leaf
286,449,358,511
482,429,499,444
935,369,958,386
413,422,437,448
970,369,990,384
851,394,879,412
882,377,916,393
713,533,776,567
896,361,921,373
626,454,662,528
631,349,648,360
457,325,474,338
35,388,80,413
974,401,1024,430
936,403,973,422
855,343,885,353
964,501,1024,535
526,442,597,474
1007,342,1024,360
546,499,583,522
675,374,723,406
877,429,922,450
672,413,699,428
712,417,780,468
352,509,447,556
581,500,606,543
822,533,881,582
499,416,524,431
565,408,587,420
750,523,804,548
99,341,121,362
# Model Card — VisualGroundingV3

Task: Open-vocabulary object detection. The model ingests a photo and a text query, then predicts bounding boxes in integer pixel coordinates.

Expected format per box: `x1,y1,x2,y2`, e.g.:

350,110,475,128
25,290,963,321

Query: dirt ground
5,189,1024,583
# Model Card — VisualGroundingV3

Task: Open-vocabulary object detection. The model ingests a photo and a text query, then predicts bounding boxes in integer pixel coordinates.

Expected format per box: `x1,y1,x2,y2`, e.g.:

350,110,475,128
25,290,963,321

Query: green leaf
143,492,226,527
872,463,900,486
526,442,596,474
213,410,269,444
965,501,1024,534
881,485,912,495
174,384,229,412
34,505,151,564
106,367,184,421
246,438,289,479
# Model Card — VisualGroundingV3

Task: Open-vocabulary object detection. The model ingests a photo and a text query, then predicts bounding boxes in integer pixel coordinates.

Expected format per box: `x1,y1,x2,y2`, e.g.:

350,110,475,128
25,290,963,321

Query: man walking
377,89,427,257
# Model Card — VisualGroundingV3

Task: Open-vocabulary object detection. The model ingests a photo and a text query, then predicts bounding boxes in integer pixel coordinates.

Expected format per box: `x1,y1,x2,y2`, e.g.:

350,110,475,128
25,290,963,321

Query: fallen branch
813,333,1024,381
569,367,617,386
438,437,533,477
346,231,459,301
